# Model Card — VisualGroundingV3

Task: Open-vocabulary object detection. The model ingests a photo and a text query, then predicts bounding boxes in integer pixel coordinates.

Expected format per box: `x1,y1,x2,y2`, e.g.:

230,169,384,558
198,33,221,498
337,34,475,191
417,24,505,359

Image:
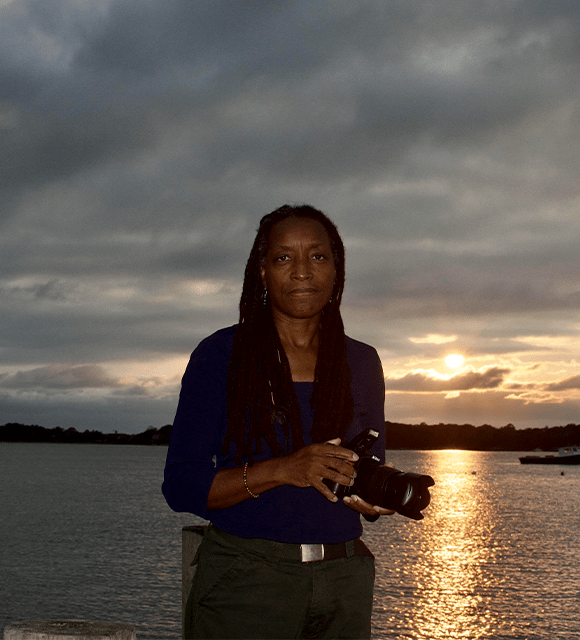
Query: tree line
0,423,172,445
384,421,580,451
2,421,579,451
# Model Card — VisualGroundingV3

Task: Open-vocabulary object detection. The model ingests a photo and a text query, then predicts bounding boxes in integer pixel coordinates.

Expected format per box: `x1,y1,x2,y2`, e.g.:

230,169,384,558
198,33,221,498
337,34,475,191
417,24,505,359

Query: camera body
326,428,435,520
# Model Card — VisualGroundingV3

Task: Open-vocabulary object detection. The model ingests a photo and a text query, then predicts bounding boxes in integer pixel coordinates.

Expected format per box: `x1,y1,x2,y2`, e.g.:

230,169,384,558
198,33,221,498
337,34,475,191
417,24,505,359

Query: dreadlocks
222,204,354,464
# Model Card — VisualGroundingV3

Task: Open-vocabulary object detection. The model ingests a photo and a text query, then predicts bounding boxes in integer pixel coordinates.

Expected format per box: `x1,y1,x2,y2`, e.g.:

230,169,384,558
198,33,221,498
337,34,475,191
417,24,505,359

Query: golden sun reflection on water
369,449,508,640
367,450,580,638
409,450,497,639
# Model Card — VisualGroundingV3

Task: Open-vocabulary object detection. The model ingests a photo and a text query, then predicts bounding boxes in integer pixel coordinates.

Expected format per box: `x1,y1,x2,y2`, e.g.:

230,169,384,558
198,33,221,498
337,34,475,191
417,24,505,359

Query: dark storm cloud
5,0,580,214
0,389,177,432
0,278,69,301
0,287,236,365
0,364,120,390
345,214,580,318
544,375,580,392
385,366,510,392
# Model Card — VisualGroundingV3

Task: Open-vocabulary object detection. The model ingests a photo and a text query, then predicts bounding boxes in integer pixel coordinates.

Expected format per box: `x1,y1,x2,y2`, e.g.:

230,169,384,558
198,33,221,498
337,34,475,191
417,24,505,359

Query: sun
445,354,465,369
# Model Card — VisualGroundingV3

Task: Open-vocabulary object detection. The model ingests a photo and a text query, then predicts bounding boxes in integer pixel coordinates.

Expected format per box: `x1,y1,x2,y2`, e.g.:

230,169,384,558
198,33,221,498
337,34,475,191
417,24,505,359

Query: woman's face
260,216,337,323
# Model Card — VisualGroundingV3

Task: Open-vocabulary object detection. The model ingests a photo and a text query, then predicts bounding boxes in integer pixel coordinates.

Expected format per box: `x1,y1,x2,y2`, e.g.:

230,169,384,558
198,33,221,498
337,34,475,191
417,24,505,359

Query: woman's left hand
343,494,395,518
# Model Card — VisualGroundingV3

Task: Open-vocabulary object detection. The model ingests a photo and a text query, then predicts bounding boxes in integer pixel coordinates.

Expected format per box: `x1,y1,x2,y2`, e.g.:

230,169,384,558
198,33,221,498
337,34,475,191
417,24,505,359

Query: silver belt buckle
301,543,324,563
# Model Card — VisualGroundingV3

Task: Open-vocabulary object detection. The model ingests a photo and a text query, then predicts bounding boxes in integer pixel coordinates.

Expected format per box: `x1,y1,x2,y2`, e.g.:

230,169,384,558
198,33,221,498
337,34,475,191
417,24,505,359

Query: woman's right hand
276,438,359,502
207,438,359,510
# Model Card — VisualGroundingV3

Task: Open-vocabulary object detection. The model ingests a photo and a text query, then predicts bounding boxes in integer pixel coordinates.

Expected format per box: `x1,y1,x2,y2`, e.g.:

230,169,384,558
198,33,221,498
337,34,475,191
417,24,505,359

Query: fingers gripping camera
325,428,435,520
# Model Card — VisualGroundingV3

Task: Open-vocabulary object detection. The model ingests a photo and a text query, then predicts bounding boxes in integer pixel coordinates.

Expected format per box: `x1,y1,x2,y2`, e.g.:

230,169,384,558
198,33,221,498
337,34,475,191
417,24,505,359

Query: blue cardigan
162,325,385,544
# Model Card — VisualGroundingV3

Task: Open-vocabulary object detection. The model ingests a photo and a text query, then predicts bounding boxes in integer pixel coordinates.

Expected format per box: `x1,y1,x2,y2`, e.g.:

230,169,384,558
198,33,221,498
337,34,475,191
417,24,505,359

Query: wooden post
3,620,136,640
181,525,207,638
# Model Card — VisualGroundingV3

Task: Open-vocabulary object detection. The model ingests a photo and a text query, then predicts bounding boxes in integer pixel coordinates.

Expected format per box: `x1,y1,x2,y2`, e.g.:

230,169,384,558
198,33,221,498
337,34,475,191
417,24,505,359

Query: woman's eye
276,255,289,262
312,254,326,261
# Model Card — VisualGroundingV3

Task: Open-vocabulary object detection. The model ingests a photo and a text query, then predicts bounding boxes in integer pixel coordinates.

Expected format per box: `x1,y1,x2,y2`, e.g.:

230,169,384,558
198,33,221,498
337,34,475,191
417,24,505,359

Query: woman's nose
292,255,312,279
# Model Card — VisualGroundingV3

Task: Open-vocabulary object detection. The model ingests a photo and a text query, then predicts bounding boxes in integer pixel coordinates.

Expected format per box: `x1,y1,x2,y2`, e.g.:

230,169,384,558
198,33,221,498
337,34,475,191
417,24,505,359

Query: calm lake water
1,443,579,639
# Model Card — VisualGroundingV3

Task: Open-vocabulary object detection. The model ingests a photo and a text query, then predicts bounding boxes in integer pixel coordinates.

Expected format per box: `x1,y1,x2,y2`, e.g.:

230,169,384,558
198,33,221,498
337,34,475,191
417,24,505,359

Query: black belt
299,539,371,563
208,526,373,564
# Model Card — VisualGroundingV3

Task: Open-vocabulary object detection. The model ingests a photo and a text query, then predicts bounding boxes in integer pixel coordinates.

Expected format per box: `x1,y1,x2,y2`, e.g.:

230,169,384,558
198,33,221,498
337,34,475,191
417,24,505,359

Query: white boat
519,445,580,465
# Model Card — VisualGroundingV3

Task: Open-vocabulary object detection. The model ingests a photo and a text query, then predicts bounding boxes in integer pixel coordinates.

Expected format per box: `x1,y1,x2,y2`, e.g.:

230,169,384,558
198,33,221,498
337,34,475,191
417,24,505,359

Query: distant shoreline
0,423,172,446
2,421,579,451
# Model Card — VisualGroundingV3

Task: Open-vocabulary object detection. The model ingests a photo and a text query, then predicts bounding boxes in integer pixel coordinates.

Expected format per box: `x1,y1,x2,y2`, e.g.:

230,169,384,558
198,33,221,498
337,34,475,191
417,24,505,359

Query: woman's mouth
288,287,319,296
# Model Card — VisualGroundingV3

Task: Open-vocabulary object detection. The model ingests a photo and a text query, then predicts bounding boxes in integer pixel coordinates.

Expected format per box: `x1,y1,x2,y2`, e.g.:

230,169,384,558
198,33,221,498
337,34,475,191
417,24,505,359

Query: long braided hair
222,204,354,464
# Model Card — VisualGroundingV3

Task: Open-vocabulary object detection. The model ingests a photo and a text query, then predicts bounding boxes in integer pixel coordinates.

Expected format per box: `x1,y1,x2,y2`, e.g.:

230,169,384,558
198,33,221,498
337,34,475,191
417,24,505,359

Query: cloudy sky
1,0,579,434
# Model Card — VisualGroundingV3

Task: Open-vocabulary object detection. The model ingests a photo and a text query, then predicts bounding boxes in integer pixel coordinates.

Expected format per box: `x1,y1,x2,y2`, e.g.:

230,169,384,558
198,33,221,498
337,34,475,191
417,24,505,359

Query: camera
325,428,435,520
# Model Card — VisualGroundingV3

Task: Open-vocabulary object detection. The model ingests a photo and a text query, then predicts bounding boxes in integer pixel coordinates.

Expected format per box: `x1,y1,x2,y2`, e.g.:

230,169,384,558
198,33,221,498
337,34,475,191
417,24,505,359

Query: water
1,443,192,639
364,450,580,639
1,444,579,639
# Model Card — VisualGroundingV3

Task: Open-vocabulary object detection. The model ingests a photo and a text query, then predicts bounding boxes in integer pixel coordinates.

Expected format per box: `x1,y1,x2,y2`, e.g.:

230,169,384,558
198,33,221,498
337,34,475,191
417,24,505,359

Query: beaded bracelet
243,462,260,499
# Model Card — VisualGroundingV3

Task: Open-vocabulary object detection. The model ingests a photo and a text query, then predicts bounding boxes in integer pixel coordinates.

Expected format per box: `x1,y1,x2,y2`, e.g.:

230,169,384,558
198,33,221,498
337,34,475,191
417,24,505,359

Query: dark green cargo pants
185,525,375,639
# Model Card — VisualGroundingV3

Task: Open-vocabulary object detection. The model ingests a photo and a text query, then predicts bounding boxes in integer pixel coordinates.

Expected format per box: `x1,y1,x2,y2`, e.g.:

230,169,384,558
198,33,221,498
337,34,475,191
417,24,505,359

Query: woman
163,204,393,639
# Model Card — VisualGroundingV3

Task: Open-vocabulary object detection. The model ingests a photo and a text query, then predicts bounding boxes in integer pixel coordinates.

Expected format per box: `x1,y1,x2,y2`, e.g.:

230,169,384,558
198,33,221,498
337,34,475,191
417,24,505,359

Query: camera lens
357,463,434,520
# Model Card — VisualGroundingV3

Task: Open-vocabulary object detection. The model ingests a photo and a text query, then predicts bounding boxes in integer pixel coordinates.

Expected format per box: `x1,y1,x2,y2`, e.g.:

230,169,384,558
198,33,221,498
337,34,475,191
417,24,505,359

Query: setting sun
445,354,465,369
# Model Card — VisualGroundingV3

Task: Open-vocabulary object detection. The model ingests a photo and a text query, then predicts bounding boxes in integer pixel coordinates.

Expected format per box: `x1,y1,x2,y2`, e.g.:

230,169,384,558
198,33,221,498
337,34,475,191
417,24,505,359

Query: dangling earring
262,289,268,307
328,281,336,305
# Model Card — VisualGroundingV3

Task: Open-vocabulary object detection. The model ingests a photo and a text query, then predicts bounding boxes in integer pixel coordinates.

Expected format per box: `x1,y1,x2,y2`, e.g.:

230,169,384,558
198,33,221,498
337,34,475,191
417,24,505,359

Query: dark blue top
162,325,385,544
